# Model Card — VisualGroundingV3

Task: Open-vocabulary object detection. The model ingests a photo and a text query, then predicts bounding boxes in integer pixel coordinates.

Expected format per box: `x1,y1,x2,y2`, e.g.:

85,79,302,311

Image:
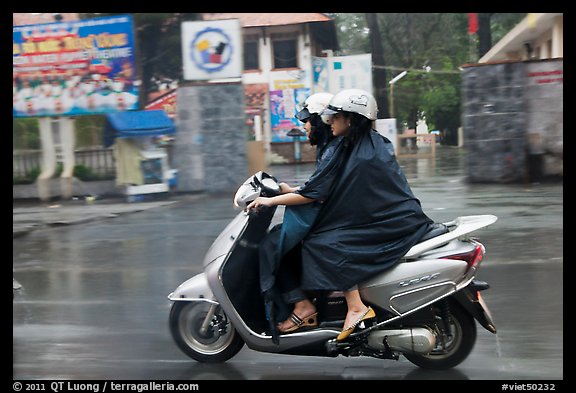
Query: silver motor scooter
168,171,497,370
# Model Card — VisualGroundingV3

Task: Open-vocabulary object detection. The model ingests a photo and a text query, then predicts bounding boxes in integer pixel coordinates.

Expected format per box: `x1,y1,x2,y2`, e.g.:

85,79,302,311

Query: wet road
13,147,563,381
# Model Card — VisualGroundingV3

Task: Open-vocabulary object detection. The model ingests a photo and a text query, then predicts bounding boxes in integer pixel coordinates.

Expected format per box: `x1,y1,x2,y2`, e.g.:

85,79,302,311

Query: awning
103,110,176,147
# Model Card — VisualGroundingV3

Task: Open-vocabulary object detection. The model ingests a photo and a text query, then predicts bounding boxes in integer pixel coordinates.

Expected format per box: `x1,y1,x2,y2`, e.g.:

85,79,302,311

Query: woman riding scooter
247,89,434,342
256,92,342,341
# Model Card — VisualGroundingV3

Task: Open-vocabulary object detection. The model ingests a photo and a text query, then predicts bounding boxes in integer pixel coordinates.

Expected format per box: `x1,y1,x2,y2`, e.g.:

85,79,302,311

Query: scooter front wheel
169,301,244,363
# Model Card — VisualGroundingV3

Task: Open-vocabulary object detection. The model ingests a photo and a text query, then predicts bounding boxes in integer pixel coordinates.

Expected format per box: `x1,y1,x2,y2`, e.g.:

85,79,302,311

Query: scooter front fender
167,273,218,304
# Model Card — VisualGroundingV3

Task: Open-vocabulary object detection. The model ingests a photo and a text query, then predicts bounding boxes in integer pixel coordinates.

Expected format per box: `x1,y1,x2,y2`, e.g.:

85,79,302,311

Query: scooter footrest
319,320,344,329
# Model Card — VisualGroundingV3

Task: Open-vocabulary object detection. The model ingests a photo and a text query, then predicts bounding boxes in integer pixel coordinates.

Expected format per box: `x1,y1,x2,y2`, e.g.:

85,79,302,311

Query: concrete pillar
37,117,57,202
174,82,247,192
59,117,76,199
552,16,563,58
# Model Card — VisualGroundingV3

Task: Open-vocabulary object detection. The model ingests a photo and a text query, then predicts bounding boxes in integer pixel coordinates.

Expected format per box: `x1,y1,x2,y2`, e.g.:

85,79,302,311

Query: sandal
336,307,376,341
278,312,318,333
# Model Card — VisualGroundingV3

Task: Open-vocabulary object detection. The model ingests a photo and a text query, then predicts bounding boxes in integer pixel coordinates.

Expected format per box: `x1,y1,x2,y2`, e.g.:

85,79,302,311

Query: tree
365,13,389,118
478,13,493,59
373,13,468,140
328,13,370,55
334,13,524,145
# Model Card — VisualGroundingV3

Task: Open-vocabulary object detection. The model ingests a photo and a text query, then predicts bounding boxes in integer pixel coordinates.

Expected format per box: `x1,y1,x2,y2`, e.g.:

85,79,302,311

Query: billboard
312,53,372,94
13,14,138,118
268,69,310,142
270,87,310,142
145,89,177,118
181,19,242,80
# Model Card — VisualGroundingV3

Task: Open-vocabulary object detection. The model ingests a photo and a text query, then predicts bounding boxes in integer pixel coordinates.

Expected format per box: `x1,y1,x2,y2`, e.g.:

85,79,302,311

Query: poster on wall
13,15,138,118
312,53,372,94
181,19,242,80
375,118,398,153
145,89,177,118
270,87,310,142
268,69,310,142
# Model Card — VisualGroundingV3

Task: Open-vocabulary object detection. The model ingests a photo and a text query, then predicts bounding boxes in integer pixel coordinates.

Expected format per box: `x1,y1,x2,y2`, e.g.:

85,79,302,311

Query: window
244,41,259,70
273,39,297,69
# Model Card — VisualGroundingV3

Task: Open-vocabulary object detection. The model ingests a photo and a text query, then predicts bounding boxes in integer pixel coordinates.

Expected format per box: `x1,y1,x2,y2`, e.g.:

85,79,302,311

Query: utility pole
388,70,407,118
365,13,389,118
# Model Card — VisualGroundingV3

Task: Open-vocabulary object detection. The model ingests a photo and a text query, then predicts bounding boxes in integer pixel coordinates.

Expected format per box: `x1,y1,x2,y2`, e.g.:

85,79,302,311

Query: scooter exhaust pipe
367,327,436,354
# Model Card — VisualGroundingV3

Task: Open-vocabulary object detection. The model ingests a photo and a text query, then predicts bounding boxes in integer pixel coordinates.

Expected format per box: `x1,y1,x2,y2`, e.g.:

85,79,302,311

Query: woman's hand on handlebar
247,193,314,213
246,196,275,213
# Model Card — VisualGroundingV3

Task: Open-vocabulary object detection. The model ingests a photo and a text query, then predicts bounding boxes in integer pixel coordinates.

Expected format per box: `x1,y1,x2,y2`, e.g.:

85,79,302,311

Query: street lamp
388,70,407,118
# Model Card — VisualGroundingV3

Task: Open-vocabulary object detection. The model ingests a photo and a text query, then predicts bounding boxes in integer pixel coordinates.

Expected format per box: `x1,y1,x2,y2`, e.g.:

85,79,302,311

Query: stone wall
462,59,563,183
174,82,248,192
525,61,563,180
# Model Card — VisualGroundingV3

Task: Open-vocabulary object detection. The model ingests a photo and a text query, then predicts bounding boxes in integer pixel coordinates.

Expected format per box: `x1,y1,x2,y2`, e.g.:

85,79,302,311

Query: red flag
468,13,478,34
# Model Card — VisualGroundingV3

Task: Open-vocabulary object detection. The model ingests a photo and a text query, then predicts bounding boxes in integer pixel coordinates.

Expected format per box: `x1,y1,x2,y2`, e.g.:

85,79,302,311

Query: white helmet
295,92,334,125
321,88,378,121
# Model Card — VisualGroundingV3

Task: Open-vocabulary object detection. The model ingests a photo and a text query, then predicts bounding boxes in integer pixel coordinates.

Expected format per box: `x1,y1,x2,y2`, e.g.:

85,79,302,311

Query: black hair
308,113,334,148
341,112,373,145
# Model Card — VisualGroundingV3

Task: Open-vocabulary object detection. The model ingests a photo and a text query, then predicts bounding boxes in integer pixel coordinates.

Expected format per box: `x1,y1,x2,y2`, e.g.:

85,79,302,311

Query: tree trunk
477,13,493,59
365,13,389,119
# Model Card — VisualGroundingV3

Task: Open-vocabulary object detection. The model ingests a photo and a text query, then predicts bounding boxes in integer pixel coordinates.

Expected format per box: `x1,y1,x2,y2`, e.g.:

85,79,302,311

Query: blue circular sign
190,27,233,73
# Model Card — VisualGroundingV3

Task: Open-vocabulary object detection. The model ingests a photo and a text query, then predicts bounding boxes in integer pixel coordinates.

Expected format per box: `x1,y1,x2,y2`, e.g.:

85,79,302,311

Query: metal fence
13,150,41,178
13,148,116,179
75,148,116,176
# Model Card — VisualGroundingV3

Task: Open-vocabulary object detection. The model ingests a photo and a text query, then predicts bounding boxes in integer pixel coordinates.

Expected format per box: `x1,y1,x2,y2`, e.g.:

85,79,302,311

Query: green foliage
327,13,370,55
72,164,115,181
13,115,106,150
13,118,40,150
13,167,40,185
74,115,106,147
13,163,114,184
332,13,524,144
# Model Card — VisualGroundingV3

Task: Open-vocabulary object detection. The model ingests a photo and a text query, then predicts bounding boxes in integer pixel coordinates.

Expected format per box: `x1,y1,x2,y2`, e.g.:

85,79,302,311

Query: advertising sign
145,89,177,118
181,19,242,80
312,53,372,94
268,69,310,142
13,15,138,118
270,87,310,142
375,118,398,153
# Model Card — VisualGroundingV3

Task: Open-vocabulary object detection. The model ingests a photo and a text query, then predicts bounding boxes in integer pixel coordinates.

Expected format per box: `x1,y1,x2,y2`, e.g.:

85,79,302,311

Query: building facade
479,13,563,63
463,13,563,183
202,13,339,163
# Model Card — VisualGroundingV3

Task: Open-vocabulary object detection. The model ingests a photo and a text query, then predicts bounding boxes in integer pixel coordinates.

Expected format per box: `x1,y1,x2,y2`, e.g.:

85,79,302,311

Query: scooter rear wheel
404,301,476,370
169,301,244,363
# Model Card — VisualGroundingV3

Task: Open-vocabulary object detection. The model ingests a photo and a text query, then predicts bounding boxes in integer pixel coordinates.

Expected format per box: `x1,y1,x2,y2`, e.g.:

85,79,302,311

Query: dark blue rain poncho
296,130,434,291
259,135,345,341
260,131,434,343
259,135,346,298
259,130,433,340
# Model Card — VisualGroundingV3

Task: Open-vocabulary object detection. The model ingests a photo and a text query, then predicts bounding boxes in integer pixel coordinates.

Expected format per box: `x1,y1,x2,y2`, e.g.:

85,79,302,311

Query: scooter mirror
261,177,280,192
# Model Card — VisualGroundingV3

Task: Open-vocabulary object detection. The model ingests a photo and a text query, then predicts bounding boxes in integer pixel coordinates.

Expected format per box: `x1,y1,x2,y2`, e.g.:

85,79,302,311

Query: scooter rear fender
453,282,497,334
167,273,218,304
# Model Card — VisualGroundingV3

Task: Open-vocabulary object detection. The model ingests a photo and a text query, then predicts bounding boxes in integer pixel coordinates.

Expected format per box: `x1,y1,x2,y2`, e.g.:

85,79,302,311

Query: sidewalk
12,163,317,239
12,194,196,238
